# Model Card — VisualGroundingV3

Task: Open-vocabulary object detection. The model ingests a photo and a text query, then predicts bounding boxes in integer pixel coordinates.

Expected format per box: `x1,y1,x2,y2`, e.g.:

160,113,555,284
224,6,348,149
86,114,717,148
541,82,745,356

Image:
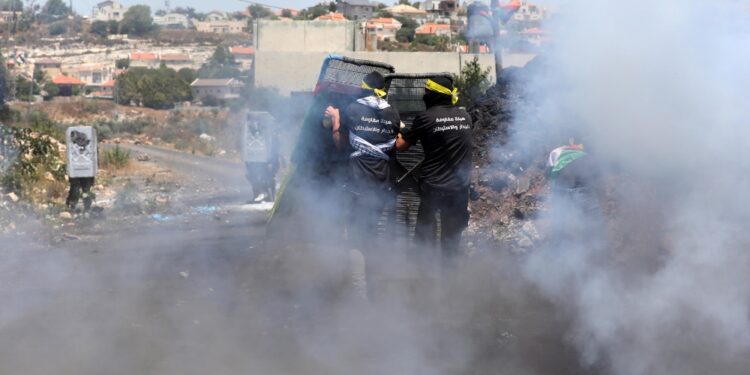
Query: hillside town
0,0,549,107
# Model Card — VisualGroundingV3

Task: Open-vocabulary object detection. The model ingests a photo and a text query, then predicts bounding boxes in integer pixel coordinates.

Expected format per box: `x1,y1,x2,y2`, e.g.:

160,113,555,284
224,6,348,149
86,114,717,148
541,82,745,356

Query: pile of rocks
466,60,553,251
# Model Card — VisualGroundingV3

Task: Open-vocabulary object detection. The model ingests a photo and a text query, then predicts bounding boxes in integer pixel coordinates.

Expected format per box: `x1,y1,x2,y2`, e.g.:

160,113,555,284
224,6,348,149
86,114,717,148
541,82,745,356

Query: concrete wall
254,51,536,95
254,20,365,53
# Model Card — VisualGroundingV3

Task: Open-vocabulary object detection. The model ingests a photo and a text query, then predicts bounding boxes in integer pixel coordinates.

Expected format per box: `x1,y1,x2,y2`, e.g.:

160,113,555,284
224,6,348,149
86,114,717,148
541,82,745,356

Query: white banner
66,126,98,178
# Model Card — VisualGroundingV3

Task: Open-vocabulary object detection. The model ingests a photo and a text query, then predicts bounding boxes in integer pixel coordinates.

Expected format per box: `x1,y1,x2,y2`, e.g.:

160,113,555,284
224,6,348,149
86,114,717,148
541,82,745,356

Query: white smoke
520,0,750,374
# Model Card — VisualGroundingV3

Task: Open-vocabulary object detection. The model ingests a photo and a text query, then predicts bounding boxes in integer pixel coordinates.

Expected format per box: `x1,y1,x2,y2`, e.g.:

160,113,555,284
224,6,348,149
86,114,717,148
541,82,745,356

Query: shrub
0,125,66,200
49,21,67,36
100,145,130,170
453,56,491,108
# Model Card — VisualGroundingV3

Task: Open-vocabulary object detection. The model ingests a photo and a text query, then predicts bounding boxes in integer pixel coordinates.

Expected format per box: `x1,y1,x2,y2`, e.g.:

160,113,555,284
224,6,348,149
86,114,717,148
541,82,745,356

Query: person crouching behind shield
324,71,401,298
396,76,474,271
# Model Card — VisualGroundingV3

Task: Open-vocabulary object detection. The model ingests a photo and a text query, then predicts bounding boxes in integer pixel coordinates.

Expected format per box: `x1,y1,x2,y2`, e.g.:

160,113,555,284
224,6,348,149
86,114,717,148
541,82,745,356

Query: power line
236,0,288,11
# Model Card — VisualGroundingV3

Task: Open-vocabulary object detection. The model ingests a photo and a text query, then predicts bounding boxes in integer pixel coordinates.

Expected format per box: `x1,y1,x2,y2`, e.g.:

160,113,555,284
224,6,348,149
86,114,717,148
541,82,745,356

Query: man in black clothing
324,71,401,247
396,76,474,262
325,71,401,299
66,177,95,211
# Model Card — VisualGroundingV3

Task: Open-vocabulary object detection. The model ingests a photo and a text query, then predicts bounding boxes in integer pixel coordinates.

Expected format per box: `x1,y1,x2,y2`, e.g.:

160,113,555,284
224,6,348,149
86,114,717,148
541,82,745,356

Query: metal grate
316,55,395,96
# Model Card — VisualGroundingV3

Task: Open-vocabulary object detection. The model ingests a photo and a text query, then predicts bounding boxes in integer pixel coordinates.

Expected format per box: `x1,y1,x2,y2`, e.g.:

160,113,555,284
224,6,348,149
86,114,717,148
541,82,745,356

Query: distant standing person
396,76,474,265
66,127,98,213
243,112,281,203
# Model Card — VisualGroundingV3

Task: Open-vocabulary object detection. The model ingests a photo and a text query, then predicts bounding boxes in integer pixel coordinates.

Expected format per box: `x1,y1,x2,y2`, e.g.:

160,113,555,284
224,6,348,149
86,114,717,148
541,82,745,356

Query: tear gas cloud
518,0,750,374
3,1,750,373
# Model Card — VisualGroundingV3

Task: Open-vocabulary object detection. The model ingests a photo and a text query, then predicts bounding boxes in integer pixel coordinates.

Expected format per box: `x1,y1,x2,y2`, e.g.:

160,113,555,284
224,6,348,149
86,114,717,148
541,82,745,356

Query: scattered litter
193,205,219,215
235,202,274,212
151,213,173,222
59,212,73,220
179,271,189,279
62,233,80,240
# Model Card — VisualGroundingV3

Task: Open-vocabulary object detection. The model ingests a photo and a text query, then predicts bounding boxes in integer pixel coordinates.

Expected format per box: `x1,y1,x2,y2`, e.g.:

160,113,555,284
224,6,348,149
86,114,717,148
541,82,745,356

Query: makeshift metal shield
66,126,97,178
242,112,274,163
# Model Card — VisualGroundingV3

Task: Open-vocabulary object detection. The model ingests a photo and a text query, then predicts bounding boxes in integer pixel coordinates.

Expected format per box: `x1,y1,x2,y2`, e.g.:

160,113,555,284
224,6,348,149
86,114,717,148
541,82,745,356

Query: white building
92,0,128,22
0,11,17,24
154,13,190,29
513,1,547,22
195,20,245,34
205,11,228,21
365,18,402,42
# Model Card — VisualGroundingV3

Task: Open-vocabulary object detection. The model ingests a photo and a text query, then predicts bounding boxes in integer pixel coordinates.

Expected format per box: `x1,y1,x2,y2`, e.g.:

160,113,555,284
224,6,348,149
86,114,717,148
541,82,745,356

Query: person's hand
324,106,339,120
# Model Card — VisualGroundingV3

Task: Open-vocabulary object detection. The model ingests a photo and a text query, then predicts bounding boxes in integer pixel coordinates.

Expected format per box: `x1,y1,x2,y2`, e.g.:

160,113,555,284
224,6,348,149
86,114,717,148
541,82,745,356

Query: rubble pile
466,61,554,251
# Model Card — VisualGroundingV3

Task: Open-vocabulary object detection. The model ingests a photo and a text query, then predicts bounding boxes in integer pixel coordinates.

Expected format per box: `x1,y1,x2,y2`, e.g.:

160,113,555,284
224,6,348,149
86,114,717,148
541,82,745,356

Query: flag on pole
14,53,26,65
548,144,586,174
496,0,521,23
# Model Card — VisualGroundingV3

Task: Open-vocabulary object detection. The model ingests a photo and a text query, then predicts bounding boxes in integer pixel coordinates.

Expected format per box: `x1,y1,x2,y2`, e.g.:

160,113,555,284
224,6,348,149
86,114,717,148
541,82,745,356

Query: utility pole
488,0,520,84
490,0,503,83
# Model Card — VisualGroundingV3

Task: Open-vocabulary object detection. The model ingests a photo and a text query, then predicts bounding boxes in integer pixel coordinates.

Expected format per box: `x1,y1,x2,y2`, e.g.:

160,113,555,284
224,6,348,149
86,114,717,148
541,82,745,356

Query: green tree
15,76,39,101
198,46,240,79
453,56,491,108
42,81,59,100
173,6,199,20
154,9,167,16
395,16,417,42
247,4,272,18
40,0,69,22
48,20,67,35
115,58,130,69
281,9,292,18
298,3,329,19
90,20,109,37
209,46,235,66
115,67,191,109
107,20,119,34
177,68,197,84
119,5,155,36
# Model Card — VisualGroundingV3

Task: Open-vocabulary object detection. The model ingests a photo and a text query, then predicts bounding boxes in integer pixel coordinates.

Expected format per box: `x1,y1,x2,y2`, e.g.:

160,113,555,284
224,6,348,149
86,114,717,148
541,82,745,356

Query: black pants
245,162,277,200
414,186,470,260
66,177,95,211
346,178,395,252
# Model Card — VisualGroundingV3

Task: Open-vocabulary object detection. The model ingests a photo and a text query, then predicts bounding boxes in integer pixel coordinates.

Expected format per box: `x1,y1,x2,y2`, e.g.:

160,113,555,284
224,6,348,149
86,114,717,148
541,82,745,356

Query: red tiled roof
368,17,398,24
130,52,157,60
52,75,85,85
521,27,546,35
160,53,191,61
230,47,254,55
35,58,61,65
415,23,451,35
316,12,346,21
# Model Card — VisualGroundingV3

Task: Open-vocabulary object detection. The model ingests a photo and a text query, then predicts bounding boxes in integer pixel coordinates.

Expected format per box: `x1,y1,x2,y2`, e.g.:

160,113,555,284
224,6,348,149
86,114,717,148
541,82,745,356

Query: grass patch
100,146,131,170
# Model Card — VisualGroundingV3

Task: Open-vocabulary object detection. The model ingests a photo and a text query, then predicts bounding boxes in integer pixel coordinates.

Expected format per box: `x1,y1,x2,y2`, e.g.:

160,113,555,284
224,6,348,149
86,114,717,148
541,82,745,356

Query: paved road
115,143,254,206
0,145,590,375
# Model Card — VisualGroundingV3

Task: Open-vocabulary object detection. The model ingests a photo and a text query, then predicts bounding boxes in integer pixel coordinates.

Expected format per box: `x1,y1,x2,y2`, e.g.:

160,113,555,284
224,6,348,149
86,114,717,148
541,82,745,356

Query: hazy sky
72,0,399,14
